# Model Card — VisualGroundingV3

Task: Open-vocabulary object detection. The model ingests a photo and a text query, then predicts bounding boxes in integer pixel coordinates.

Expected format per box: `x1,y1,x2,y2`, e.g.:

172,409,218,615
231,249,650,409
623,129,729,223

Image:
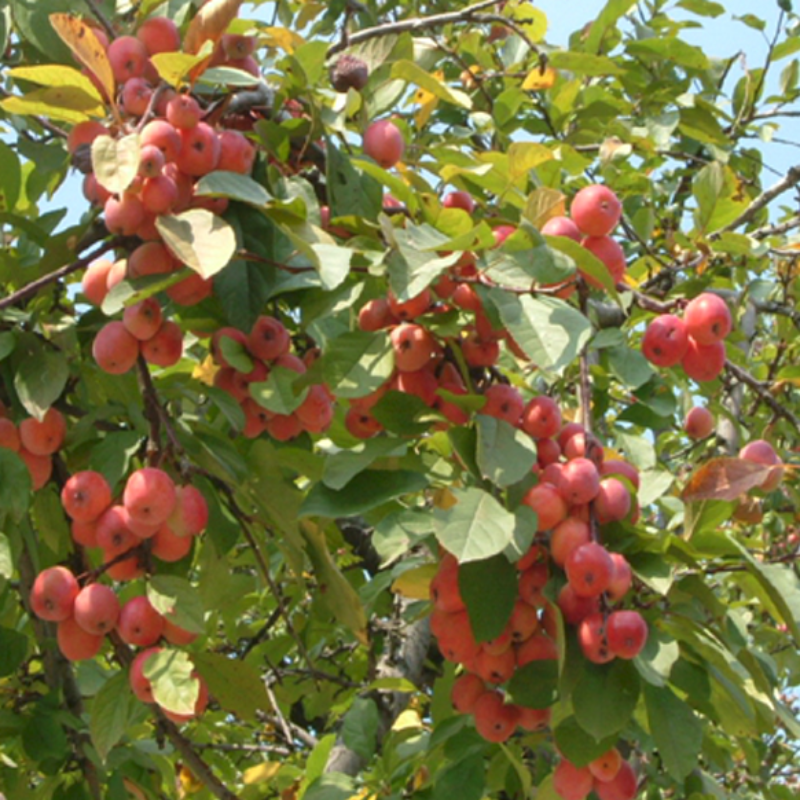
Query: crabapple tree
0,1,798,799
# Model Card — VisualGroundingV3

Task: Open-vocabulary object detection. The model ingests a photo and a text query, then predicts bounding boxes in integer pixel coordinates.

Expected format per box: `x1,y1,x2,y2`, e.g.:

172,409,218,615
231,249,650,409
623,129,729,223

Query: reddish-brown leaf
681,457,772,502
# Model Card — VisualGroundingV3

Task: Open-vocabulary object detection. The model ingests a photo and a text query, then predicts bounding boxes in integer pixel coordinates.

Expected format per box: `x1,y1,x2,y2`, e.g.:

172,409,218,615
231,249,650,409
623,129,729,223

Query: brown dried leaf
681,457,772,503
183,0,242,54
49,14,114,103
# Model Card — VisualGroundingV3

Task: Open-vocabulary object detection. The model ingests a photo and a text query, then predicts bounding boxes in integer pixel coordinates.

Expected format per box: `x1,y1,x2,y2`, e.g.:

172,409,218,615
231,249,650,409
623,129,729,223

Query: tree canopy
0,0,799,799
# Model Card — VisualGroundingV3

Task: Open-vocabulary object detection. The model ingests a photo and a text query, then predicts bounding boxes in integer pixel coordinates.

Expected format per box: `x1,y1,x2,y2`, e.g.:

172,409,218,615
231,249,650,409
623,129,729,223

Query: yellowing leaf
525,187,566,228
391,563,437,599
508,142,553,181
150,52,209,88
184,0,242,54
391,60,472,109
392,709,423,731
522,66,557,90
261,26,305,53
432,486,458,510
177,764,204,797
505,1,548,42
413,69,443,128
92,133,140,194
49,14,115,103
9,65,103,103
243,762,282,785
682,457,773,502
1,89,103,124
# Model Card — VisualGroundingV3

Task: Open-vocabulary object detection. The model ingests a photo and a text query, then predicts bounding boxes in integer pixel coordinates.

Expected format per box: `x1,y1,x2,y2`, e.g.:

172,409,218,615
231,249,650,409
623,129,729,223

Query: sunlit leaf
681,457,772,502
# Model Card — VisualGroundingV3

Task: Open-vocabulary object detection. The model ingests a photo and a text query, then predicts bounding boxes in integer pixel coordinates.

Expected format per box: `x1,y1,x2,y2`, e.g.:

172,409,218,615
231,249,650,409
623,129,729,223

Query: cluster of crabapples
430,407,648,742
539,184,627,291
29,466,208,722
552,752,638,800
69,14,258,373
641,292,732,382
210,316,334,440
0,405,65,490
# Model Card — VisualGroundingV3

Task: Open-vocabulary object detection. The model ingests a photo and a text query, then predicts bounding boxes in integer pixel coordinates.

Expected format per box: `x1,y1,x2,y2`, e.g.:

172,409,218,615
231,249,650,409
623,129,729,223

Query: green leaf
507,659,559,709
459,554,517,642
300,470,428,518
734,13,766,30
195,171,272,206
475,416,538,488
91,133,140,194
390,60,472,108
553,716,618,767
547,51,625,76
300,520,369,644
31,488,69,555
13,335,68,419
322,438,407,491
727,536,800,646
644,683,704,780
250,366,309,415
488,291,592,375
583,0,637,53
144,648,198,715
0,139,22,212
312,243,353,291
326,140,383,221
89,672,136,762
304,773,356,800
607,346,654,389
214,258,274,333
157,209,237,279
373,508,434,566
147,575,206,635
635,629,680,687
637,469,675,507
433,487,516,563
432,755,484,800
626,38,709,70
0,534,12,581
0,450,31,523
342,697,379,761
573,659,640,740
387,236,460,301
544,234,617,298
192,652,271,721
370,391,432,436
319,331,394,399
676,0,725,16
774,37,800,61
692,161,727,232
88,431,141,490
150,51,208,87
0,628,27,677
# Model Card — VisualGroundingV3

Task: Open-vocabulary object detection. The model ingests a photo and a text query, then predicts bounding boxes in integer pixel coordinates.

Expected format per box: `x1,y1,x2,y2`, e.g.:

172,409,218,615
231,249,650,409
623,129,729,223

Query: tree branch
0,238,121,312
327,0,504,57
724,358,800,430
710,165,800,239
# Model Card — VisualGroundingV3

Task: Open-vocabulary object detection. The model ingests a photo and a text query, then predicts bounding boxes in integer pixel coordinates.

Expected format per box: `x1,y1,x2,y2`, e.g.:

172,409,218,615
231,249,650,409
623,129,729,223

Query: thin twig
327,0,504,57
711,165,800,239
0,238,121,312
724,358,800,430
82,0,116,40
